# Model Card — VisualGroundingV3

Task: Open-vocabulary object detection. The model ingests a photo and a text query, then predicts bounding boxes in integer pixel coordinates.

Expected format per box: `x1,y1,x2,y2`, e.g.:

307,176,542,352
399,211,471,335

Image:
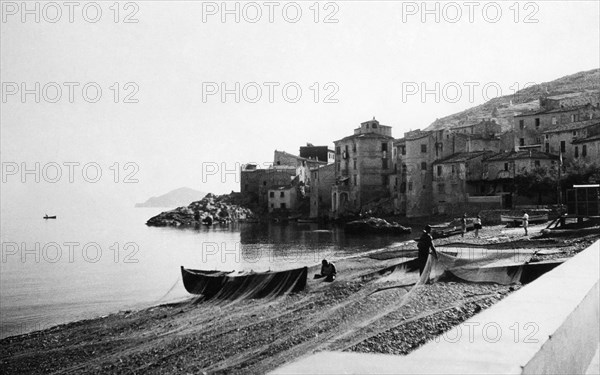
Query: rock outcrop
146,193,256,227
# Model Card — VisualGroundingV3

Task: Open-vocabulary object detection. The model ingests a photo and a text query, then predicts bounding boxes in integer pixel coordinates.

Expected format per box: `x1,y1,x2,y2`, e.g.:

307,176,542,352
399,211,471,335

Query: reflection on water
0,207,411,339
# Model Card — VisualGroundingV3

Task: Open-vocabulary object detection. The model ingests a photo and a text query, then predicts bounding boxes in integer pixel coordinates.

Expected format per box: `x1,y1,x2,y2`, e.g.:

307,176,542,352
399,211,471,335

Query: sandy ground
1,224,598,374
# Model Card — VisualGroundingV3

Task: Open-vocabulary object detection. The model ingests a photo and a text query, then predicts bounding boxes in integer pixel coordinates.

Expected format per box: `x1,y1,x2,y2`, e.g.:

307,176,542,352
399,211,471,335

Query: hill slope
135,187,207,208
426,68,600,132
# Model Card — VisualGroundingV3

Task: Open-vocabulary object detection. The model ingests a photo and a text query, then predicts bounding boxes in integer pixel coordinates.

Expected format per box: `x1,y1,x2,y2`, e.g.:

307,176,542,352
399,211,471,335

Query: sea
0,205,412,339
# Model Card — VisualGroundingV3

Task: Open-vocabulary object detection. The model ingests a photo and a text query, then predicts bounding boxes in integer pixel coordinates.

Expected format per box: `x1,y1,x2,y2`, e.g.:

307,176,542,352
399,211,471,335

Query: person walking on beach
474,215,482,238
417,225,437,275
523,211,529,236
461,213,467,238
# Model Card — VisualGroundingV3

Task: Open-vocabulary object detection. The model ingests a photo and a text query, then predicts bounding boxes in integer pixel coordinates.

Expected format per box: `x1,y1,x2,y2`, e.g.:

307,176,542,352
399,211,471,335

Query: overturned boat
345,217,411,235
180,266,308,299
500,214,548,226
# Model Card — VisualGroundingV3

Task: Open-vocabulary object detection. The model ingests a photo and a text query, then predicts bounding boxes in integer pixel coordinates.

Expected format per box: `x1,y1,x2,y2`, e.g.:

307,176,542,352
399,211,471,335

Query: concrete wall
272,240,600,374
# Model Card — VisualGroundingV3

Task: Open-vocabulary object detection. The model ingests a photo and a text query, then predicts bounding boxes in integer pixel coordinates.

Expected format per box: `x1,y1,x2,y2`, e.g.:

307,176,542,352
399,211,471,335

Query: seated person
314,259,337,282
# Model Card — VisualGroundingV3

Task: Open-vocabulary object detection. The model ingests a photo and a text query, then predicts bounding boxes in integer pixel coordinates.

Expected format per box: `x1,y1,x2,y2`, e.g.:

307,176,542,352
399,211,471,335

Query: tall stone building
331,118,394,217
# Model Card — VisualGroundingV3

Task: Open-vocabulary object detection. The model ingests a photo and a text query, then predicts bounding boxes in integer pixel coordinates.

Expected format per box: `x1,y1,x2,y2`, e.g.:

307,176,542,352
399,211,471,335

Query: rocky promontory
145,193,256,227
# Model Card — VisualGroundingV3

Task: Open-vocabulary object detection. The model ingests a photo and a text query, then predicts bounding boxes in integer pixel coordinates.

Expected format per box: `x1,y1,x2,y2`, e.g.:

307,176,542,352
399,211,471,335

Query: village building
513,100,600,150
572,132,600,164
540,90,600,110
240,164,297,207
480,150,559,206
542,120,600,162
309,163,336,219
267,185,298,213
331,118,394,217
432,151,496,215
299,144,335,164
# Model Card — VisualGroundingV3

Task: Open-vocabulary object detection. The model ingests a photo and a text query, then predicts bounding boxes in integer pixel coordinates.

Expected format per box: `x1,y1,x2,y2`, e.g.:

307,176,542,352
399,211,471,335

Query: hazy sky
1,1,599,211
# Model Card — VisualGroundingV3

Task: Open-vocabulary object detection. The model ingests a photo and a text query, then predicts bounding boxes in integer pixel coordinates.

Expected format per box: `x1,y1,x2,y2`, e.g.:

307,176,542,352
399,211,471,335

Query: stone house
480,150,559,206
240,164,296,206
331,118,394,217
513,104,600,149
299,144,335,164
309,163,336,219
431,151,496,215
543,120,600,163
267,186,297,213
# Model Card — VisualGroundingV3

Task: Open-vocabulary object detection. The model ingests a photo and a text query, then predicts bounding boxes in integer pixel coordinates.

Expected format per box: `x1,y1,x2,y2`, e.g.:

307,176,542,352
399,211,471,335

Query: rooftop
434,151,493,164
573,133,600,144
514,104,590,118
542,119,600,134
484,150,559,162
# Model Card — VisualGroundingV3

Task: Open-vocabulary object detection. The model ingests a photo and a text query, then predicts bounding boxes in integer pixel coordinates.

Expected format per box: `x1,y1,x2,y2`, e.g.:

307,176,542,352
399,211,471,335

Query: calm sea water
0,205,411,339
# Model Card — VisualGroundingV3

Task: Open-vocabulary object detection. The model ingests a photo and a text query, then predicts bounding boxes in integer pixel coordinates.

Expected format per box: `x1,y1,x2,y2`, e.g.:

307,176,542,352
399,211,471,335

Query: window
545,143,550,153
382,159,388,169
504,163,509,171
280,203,286,209
535,118,540,128
560,141,566,153
345,145,349,155
575,146,579,158
352,143,356,152
421,144,427,153
551,117,557,125
519,138,525,146
437,165,442,176
400,182,406,193
353,158,357,169
270,203,274,208
421,162,427,170
335,146,340,155
438,183,445,194
382,175,388,185
408,182,413,191
280,191,285,198
269,192,274,198
353,175,357,186
336,162,340,172
451,165,455,173
381,143,388,152
534,160,540,167
402,163,407,173
263,181,267,186
572,131,577,136
401,146,406,155
583,145,587,157
372,123,377,128
519,119,524,129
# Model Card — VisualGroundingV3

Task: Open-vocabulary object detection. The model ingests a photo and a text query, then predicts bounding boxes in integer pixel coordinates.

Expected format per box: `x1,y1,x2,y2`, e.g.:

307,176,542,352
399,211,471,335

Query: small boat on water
180,266,308,299
501,214,549,226
43,215,57,219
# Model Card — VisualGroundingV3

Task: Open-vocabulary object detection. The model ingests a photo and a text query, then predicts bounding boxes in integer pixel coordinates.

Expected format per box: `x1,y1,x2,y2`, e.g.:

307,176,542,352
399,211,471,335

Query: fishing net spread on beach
423,247,537,285
181,266,308,300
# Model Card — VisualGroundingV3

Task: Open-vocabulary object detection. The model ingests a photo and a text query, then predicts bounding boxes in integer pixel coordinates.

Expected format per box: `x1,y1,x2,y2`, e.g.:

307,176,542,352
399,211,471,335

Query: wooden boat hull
501,214,548,225
180,266,308,299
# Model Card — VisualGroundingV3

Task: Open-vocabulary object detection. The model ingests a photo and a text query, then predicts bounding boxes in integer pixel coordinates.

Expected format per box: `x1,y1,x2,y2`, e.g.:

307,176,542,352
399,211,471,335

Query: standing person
523,211,529,236
417,225,437,275
474,215,482,238
461,213,467,238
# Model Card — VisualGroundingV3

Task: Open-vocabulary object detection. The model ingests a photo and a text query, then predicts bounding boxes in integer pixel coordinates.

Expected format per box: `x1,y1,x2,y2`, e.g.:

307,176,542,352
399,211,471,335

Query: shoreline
1,224,598,374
